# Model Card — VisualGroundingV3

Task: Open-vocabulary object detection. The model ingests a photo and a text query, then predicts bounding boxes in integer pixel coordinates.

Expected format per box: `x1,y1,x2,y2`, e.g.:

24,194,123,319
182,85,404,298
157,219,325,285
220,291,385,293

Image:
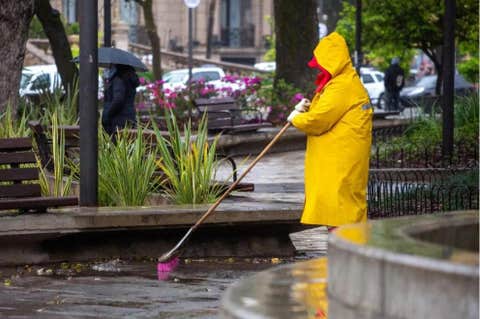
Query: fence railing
368,168,479,218
129,43,267,75
370,144,478,169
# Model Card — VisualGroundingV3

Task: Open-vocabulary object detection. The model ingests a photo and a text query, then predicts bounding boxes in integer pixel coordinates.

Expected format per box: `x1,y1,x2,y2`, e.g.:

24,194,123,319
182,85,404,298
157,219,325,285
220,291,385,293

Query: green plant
256,75,305,125
37,111,74,196
28,16,47,38
262,15,275,62
152,111,223,204
65,22,80,35
0,102,30,138
454,94,479,150
98,126,160,206
42,81,79,126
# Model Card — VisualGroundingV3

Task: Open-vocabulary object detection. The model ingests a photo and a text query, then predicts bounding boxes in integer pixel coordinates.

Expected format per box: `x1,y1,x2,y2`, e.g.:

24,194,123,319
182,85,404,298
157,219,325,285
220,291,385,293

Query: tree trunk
0,0,35,113
206,0,216,59
35,0,78,93
274,0,318,93
141,0,162,81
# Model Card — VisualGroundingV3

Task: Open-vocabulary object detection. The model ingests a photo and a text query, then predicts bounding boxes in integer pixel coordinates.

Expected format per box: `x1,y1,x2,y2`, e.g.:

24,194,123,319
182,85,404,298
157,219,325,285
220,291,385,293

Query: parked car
162,66,227,91
19,64,62,100
359,67,386,108
400,73,475,108
254,61,276,72
20,64,104,102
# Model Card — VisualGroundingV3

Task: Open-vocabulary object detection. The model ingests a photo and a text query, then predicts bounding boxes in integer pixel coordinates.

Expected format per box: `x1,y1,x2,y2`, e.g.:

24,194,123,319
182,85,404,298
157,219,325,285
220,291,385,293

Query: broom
157,121,293,272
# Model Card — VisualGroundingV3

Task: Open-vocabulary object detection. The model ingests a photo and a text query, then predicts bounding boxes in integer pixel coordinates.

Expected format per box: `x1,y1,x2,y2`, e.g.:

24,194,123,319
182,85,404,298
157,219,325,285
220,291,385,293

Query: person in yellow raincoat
287,32,372,227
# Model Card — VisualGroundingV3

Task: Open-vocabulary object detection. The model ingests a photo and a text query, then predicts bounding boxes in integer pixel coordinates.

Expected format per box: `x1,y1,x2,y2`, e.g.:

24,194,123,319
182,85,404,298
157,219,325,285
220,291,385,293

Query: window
192,71,221,82
220,0,254,47
63,0,78,24
361,74,374,84
375,73,384,82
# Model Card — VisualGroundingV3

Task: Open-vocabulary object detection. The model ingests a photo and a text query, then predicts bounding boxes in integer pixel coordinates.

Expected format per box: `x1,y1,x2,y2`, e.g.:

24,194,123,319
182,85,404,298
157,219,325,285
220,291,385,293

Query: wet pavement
0,150,329,318
0,226,327,319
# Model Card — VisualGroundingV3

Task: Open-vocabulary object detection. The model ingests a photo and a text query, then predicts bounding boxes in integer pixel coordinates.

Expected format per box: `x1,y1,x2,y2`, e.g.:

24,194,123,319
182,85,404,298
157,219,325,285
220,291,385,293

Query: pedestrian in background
384,57,405,111
102,64,140,136
287,32,373,231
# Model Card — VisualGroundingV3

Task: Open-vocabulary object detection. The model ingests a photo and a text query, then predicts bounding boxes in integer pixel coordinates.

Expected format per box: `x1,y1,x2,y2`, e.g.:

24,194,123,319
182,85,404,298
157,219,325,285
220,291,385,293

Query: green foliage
138,71,154,82
42,83,79,126
65,22,80,35
336,1,416,72
256,73,306,125
336,0,479,74
0,102,30,138
262,15,275,62
28,16,47,38
375,93,479,162
98,126,160,206
454,94,479,148
37,111,74,197
443,169,479,189
457,56,479,84
152,112,223,204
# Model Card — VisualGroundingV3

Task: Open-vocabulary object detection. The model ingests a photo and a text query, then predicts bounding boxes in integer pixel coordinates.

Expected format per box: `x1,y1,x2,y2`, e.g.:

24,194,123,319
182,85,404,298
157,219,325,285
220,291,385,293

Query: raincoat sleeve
108,77,126,117
291,85,349,136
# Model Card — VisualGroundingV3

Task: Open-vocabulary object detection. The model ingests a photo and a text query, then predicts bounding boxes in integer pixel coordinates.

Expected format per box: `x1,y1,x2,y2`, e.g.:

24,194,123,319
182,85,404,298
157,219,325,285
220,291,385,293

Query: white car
20,64,104,100
162,66,227,91
19,64,62,98
254,62,276,72
360,67,386,108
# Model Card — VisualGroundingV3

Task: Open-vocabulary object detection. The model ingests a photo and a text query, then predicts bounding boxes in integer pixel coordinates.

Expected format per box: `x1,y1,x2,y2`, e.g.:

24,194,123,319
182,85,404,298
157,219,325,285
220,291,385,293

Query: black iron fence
370,144,478,169
367,168,479,218
372,124,410,145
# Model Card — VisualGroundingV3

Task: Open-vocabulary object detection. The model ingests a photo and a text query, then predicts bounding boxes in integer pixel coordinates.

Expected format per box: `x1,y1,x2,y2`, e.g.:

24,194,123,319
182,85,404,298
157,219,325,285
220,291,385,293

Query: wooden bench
194,97,271,134
0,137,78,212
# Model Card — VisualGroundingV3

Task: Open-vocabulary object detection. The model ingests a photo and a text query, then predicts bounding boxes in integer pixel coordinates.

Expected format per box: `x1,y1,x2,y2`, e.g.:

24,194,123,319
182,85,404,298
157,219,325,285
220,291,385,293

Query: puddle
0,256,308,319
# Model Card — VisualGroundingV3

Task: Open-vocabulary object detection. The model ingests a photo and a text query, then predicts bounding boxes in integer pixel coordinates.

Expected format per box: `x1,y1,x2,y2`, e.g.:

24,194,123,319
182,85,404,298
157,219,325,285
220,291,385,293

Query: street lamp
184,0,201,83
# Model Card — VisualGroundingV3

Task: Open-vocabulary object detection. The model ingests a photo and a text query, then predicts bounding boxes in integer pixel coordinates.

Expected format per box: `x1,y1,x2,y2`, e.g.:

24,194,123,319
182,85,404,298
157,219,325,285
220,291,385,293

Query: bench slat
0,151,37,165
0,196,78,210
0,168,38,182
0,184,41,198
0,138,32,152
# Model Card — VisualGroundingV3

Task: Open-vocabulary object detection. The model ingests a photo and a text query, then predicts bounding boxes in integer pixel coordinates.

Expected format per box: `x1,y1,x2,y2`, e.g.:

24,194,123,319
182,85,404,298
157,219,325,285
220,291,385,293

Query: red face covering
308,57,332,93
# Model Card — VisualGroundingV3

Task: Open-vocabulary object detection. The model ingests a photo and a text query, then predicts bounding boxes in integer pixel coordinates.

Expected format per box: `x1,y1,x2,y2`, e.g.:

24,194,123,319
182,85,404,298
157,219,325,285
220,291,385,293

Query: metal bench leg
219,154,238,182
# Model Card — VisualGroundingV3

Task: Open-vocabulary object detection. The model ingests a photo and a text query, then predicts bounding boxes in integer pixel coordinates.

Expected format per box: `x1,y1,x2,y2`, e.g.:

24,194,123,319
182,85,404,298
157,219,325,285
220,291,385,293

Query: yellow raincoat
292,32,372,226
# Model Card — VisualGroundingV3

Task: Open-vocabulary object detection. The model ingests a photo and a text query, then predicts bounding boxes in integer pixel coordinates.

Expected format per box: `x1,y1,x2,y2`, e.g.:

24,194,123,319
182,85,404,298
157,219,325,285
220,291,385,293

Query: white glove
287,110,301,123
294,98,311,112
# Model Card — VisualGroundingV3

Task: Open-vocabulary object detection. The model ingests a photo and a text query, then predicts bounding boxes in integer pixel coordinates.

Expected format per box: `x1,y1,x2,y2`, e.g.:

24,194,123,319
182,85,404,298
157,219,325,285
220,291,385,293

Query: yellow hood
313,32,352,78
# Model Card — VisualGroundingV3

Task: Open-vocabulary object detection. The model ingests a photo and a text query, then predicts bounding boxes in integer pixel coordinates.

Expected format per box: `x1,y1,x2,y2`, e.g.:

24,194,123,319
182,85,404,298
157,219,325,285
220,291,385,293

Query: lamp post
184,0,201,83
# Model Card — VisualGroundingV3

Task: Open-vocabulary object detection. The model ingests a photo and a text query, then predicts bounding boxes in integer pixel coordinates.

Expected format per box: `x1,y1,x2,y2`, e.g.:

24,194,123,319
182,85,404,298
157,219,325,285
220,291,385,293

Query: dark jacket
384,64,405,93
102,66,140,135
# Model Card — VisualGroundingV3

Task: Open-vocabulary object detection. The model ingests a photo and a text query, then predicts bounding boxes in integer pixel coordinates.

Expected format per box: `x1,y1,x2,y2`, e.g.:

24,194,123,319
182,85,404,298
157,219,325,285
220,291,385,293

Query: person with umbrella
74,47,148,136
101,63,140,136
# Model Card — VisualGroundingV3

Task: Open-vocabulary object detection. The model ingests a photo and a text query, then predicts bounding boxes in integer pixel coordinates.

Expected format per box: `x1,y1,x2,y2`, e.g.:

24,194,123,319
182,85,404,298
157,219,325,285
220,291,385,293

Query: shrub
0,102,30,138
152,111,223,204
98,126,160,206
37,110,74,197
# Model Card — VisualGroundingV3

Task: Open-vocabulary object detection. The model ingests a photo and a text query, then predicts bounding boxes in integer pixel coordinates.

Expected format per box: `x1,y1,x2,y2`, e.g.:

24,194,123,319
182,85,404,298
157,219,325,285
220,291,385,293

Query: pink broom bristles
157,256,180,280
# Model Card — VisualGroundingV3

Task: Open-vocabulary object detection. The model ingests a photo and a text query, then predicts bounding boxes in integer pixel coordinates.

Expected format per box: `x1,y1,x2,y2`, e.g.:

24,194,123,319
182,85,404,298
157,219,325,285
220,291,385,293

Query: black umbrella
73,47,148,71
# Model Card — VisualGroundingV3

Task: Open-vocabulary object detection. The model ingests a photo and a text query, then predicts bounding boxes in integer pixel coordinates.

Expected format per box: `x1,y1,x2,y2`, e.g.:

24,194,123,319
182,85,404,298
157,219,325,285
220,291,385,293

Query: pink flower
292,93,304,103
139,77,146,85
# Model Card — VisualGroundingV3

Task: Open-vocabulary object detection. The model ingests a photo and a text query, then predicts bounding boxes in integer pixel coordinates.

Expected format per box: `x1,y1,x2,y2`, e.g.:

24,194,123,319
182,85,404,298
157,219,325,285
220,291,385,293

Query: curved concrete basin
221,211,478,319
328,210,478,319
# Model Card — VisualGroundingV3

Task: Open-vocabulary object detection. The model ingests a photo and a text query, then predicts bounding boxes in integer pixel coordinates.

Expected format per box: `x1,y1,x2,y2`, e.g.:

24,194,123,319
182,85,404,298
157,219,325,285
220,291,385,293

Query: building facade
51,0,274,65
